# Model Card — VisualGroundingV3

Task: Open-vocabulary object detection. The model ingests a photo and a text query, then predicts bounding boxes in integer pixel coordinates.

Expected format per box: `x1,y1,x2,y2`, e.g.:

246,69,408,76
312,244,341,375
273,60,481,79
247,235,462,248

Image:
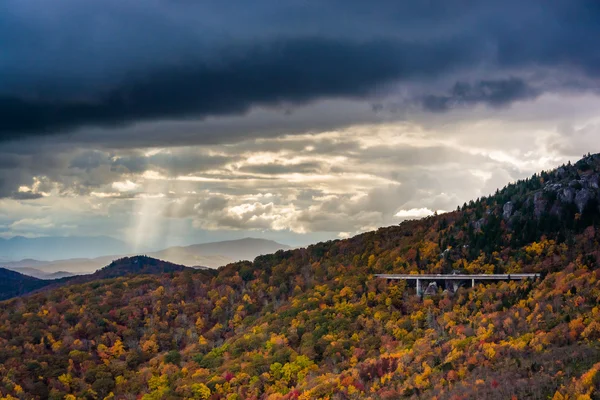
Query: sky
1,0,600,250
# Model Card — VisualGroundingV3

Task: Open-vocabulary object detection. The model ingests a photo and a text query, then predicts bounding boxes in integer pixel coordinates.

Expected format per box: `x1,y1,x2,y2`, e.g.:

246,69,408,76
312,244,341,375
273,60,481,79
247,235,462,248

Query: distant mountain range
150,238,292,267
1,238,291,277
0,265,75,280
0,235,133,261
0,255,213,301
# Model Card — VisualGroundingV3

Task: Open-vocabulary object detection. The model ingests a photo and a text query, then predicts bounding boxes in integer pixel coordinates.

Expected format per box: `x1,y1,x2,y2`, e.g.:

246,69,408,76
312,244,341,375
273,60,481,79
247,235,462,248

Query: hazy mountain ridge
43,271,75,279
0,236,132,262
3,156,600,398
2,238,291,276
150,238,292,268
0,255,214,300
0,268,50,301
0,264,76,280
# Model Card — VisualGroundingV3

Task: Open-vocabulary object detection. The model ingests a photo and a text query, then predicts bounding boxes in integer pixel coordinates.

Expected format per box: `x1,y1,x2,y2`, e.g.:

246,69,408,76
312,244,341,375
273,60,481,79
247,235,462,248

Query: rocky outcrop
558,187,575,203
503,201,514,219
584,174,599,189
536,172,600,214
575,188,594,213
494,162,600,227
424,282,438,296
544,183,563,192
533,192,547,218
472,218,486,231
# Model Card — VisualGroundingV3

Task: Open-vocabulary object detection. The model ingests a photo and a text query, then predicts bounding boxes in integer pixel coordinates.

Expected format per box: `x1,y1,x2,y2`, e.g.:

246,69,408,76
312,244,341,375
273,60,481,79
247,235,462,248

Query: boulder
424,282,438,296
544,183,562,192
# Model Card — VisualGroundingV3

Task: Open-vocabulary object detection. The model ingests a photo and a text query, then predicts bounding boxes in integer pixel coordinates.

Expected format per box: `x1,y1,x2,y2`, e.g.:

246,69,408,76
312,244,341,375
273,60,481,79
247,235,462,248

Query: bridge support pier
472,278,475,287
416,278,421,296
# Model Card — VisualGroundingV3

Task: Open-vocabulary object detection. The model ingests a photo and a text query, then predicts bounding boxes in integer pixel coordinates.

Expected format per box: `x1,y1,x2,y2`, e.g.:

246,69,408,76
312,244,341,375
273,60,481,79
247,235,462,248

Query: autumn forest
3,155,600,399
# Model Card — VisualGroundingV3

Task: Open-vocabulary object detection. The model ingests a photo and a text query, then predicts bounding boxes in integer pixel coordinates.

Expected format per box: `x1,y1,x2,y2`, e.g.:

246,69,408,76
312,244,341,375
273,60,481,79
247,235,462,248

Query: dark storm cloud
0,0,599,142
0,37,475,141
422,78,539,112
69,151,112,171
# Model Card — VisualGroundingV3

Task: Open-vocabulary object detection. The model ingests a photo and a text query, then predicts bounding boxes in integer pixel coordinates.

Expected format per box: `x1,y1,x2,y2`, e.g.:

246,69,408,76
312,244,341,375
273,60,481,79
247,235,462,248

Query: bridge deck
375,273,540,280
375,273,540,296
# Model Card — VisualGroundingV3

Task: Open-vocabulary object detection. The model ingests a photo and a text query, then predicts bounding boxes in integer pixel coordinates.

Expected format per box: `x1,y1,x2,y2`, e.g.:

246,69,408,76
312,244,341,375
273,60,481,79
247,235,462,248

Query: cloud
9,191,44,200
394,208,436,219
9,217,55,230
0,1,599,142
134,124,557,235
2,0,600,250
239,162,324,175
0,37,475,141
546,122,600,158
0,110,599,247
112,180,138,192
421,78,540,112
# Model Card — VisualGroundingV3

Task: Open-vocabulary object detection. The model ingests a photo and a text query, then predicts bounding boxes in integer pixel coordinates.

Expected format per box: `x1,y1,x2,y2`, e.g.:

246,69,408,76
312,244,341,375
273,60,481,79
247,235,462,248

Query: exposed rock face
544,183,562,192
558,187,575,204
584,174,599,189
533,192,547,217
503,201,514,220
495,166,600,227
535,172,600,214
575,189,594,213
424,282,438,296
472,218,486,231
569,180,583,189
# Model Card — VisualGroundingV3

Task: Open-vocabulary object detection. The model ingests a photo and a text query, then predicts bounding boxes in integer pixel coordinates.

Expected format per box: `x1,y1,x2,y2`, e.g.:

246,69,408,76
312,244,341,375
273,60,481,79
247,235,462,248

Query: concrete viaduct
375,273,540,296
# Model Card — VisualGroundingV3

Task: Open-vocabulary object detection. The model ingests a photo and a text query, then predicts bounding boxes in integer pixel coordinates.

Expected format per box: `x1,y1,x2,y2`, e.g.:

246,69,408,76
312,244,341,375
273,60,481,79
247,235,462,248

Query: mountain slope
2,156,600,398
0,268,53,301
86,255,194,280
1,265,76,280
2,266,48,279
0,256,208,301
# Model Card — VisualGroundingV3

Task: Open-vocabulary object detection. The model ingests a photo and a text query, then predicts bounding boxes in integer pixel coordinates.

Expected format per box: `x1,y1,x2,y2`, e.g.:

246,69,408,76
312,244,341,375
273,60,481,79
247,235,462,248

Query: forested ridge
0,256,199,301
3,155,600,399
